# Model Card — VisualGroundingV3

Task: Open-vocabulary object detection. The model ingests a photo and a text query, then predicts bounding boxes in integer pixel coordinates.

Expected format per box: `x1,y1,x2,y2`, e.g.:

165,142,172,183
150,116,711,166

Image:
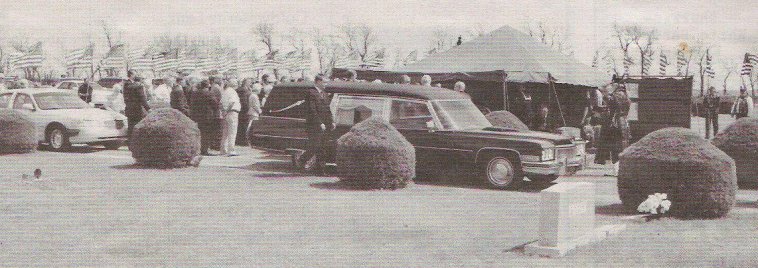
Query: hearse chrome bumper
521,160,583,176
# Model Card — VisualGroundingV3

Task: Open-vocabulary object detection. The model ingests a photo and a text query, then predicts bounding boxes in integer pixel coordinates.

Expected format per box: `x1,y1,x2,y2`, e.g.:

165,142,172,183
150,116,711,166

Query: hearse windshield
432,99,492,130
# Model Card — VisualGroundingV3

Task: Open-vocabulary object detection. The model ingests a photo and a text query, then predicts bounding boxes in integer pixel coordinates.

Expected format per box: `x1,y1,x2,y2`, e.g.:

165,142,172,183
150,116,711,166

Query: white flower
660,200,672,213
655,193,667,200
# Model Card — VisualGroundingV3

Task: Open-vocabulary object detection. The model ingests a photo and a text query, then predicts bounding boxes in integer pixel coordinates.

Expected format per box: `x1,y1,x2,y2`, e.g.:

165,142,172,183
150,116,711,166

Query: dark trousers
199,120,218,154
301,129,330,173
126,114,144,140
595,125,622,164
704,112,719,139
236,114,250,146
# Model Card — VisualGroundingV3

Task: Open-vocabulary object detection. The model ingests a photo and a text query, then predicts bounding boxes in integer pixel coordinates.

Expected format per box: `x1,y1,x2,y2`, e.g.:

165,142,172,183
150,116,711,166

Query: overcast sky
1,0,755,86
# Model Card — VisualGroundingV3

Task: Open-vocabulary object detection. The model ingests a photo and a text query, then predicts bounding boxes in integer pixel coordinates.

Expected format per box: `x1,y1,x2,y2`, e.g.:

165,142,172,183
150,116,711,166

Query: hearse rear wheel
482,156,523,190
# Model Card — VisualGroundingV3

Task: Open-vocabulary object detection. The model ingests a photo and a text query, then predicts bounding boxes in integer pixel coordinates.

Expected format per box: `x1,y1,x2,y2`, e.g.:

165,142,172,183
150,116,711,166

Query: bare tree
720,61,736,95
612,24,638,75
630,27,656,75
429,28,454,54
286,28,308,52
338,23,378,63
311,28,341,75
254,23,276,56
524,21,574,56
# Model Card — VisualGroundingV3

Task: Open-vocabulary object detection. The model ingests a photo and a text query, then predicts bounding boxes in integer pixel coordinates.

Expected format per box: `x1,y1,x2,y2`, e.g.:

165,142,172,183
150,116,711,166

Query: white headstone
525,182,596,257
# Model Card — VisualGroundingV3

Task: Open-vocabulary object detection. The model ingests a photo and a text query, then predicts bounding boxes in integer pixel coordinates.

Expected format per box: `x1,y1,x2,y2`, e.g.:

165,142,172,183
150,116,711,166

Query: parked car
55,79,123,113
0,88,128,151
249,82,585,189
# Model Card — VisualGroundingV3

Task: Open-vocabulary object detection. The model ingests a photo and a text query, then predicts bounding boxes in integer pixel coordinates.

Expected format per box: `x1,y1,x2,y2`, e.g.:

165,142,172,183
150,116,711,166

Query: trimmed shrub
712,118,758,188
618,127,737,219
336,118,415,190
0,109,37,154
129,108,201,168
485,110,529,131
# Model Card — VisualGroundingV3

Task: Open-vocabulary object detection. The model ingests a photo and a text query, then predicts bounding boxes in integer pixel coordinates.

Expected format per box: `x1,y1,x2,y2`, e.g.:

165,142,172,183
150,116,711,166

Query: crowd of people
120,70,276,157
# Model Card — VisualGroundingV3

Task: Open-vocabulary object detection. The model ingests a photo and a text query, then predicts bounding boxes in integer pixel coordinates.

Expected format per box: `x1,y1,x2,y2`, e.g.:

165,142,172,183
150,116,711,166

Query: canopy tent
397,25,608,87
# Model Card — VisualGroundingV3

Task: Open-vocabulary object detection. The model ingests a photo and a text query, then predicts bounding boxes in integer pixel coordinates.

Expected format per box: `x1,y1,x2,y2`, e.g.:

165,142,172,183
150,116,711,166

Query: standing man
78,78,94,103
298,74,334,175
123,70,150,139
703,86,721,139
190,79,221,156
731,86,754,119
169,76,190,116
235,78,252,145
220,79,241,156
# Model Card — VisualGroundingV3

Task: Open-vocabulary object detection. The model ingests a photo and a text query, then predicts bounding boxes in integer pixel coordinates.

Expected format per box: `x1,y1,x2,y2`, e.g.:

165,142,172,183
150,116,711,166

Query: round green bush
336,118,415,190
712,118,758,188
129,108,201,168
0,109,38,154
618,127,736,219
485,110,529,131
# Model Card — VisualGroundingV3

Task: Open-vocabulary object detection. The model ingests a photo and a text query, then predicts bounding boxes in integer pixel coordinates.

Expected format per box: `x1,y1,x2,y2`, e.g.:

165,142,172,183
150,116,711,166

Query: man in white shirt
220,78,241,156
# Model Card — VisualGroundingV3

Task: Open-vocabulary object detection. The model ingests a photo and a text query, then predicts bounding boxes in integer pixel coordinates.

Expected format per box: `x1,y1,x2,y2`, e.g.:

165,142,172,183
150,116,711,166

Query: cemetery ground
1,115,756,266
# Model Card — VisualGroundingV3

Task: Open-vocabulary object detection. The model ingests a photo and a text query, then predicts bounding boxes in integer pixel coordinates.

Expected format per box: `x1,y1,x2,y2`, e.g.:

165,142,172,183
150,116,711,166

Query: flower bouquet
637,193,672,220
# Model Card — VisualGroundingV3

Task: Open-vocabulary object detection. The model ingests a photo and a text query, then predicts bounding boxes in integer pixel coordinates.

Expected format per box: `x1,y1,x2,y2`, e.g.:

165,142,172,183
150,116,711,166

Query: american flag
334,51,360,69
177,48,197,72
741,53,757,76
217,48,238,73
676,49,687,75
622,53,634,75
153,48,180,73
641,51,653,76
236,51,256,73
101,44,126,70
65,45,93,70
278,50,300,71
11,42,44,69
363,49,385,69
705,50,715,79
659,52,669,76
403,50,418,66
127,47,152,71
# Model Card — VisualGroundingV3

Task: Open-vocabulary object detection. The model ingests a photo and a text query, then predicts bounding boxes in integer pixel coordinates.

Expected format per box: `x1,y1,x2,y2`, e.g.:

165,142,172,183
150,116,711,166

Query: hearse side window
0,93,12,108
335,96,387,126
263,87,307,119
390,99,433,129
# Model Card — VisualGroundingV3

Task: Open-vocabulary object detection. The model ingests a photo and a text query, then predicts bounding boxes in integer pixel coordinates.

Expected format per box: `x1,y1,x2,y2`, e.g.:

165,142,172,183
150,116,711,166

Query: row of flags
333,49,386,69
8,42,45,70
63,43,317,75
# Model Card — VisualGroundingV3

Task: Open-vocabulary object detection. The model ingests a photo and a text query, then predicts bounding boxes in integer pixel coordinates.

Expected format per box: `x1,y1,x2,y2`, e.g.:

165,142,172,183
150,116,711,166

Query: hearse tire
481,155,523,190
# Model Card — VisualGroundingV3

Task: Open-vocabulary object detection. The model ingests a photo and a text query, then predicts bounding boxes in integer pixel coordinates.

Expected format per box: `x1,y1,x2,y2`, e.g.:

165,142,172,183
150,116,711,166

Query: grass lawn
1,115,757,266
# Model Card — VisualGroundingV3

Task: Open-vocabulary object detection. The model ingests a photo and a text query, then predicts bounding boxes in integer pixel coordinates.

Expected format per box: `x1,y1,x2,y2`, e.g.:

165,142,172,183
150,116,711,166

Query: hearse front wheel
482,156,523,190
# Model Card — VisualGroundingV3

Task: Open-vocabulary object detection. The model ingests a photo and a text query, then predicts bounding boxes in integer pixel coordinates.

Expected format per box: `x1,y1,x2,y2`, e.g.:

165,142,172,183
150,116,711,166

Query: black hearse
249,82,584,189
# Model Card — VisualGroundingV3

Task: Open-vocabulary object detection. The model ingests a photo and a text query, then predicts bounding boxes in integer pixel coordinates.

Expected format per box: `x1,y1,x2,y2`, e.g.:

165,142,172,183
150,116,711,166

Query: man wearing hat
731,86,754,119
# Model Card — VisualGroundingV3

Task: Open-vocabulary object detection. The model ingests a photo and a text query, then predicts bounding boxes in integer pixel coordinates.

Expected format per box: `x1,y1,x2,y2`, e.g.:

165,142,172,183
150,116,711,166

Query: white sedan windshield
432,99,492,130
34,92,90,110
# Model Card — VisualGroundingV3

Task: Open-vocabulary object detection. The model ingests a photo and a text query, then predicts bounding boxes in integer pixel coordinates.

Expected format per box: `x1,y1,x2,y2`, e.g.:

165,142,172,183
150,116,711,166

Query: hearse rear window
264,87,307,119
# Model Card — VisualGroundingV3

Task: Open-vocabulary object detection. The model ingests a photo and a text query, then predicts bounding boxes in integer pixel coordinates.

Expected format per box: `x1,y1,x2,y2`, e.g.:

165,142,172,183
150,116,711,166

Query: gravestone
525,182,597,257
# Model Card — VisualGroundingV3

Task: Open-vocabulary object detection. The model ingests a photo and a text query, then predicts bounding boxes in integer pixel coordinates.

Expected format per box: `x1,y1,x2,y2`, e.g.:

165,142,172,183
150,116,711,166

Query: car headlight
541,148,555,161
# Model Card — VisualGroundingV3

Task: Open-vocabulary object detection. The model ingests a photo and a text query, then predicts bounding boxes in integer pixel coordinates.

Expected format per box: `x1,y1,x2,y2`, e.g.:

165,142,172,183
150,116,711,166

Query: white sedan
55,79,125,113
0,88,128,151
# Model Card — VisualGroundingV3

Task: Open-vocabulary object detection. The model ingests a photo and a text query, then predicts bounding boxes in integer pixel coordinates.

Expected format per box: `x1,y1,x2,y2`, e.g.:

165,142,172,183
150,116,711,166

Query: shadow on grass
595,203,636,216
415,168,555,192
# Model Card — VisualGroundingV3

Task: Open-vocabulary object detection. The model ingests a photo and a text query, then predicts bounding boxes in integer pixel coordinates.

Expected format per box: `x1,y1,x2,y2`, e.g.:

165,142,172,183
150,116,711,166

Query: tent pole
549,76,566,127
502,71,508,111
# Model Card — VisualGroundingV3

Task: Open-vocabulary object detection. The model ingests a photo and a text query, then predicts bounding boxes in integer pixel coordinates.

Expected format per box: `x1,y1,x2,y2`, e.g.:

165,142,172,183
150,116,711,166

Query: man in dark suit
168,76,189,116
78,78,94,103
190,79,223,156
123,70,150,139
703,86,720,139
235,78,252,145
298,74,334,175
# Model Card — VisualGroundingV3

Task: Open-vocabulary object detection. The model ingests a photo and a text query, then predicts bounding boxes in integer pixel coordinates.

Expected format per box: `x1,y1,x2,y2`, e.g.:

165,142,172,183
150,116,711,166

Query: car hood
453,126,574,146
